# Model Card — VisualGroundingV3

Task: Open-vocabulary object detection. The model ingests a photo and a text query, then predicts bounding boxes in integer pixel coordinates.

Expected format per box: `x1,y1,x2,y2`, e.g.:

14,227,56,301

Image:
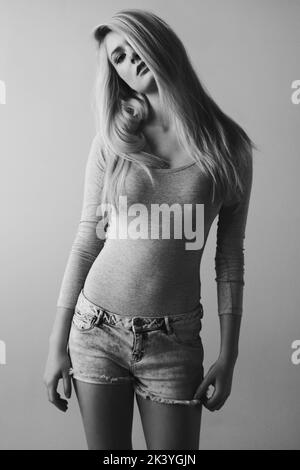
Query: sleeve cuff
216,280,244,315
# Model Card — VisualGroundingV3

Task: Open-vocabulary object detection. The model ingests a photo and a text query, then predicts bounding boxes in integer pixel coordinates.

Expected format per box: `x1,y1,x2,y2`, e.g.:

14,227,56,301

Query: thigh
72,378,135,450
136,393,203,450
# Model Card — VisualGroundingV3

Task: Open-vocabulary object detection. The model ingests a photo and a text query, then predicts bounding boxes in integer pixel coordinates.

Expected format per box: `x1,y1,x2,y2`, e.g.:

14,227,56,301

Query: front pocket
171,316,203,347
72,307,97,333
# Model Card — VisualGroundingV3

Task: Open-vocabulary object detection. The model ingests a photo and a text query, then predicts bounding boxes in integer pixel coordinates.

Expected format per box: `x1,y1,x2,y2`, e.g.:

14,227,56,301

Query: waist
79,288,204,324
83,283,203,317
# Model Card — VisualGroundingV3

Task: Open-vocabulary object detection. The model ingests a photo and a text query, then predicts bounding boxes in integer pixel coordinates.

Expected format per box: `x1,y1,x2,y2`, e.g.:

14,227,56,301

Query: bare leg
136,393,203,450
73,378,135,450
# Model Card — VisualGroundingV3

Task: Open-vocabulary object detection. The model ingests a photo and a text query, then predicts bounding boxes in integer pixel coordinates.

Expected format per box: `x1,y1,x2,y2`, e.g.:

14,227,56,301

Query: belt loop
131,317,139,334
164,316,172,335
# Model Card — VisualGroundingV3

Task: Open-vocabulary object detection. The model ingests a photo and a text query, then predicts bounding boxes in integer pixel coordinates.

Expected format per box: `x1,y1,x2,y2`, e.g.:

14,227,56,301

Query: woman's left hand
193,356,237,411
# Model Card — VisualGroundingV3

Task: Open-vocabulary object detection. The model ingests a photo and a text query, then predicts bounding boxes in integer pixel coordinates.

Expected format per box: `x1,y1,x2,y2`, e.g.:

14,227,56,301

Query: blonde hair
91,8,255,213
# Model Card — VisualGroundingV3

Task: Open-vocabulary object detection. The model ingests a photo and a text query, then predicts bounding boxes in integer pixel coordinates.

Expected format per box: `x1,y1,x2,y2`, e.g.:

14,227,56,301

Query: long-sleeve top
56,133,253,317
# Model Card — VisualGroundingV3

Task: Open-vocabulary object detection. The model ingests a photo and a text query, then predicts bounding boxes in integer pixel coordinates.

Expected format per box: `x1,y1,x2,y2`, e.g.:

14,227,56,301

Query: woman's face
105,31,156,93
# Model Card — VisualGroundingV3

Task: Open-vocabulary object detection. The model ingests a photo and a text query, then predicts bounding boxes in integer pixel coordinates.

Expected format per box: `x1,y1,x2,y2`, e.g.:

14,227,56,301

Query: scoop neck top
151,161,197,173
142,151,198,173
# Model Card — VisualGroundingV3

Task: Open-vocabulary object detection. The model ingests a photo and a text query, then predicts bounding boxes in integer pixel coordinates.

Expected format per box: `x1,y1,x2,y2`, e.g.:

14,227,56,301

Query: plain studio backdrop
0,0,299,450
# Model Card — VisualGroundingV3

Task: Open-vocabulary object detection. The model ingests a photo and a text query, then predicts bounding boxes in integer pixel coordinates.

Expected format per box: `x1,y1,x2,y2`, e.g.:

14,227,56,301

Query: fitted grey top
56,133,253,317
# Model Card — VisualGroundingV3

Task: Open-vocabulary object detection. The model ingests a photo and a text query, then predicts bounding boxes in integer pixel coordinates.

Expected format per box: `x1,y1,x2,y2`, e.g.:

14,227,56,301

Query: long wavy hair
91,8,255,214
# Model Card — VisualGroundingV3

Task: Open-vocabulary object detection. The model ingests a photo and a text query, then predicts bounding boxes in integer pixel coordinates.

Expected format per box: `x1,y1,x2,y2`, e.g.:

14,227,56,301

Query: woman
43,8,254,450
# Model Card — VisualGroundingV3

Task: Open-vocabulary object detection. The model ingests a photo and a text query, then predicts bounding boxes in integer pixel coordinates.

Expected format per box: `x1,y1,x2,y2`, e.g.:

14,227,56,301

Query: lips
137,62,147,76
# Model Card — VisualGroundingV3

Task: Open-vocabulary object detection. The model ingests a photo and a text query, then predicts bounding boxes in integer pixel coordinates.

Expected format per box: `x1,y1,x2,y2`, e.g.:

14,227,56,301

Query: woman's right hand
43,346,73,412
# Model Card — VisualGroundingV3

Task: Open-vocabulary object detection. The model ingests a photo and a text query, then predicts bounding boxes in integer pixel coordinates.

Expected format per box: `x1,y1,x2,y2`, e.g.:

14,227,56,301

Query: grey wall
0,0,299,449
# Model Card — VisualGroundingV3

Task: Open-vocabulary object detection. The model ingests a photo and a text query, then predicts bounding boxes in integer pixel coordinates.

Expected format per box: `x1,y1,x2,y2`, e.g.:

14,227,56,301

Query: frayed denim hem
72,374,134,385
134,385,202,407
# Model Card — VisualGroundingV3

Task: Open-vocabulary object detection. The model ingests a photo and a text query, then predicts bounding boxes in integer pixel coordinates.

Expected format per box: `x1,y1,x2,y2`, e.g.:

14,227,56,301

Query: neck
144,91,170,130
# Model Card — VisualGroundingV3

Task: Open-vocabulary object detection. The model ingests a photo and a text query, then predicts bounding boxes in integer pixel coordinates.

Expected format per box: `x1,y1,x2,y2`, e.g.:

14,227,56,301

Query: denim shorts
67,289,205,407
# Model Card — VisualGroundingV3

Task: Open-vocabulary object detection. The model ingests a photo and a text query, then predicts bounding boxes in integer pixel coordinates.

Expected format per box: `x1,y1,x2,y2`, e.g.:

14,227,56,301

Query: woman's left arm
194,152,253,411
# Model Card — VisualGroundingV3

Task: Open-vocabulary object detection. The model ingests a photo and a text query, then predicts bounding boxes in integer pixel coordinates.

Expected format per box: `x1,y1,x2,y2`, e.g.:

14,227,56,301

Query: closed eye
114,53,125,65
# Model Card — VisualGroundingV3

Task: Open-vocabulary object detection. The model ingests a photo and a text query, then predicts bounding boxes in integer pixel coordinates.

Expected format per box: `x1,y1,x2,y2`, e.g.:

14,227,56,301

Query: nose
131,51,140,64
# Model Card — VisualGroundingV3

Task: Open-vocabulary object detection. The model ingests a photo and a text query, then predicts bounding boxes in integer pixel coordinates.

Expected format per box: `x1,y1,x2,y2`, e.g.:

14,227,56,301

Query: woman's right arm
43,133,107,411
55,132,107,314
44,307,75,412
48,306,75,351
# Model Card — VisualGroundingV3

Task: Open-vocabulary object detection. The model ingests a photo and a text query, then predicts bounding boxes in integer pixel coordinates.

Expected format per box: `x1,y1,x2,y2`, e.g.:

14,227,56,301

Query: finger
194,378,213,404
209,399,226,411
212,393,230,411
47,376,68,412
205,385,225,411
62,370,72,399
48,387,68,412
215,401,226,411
